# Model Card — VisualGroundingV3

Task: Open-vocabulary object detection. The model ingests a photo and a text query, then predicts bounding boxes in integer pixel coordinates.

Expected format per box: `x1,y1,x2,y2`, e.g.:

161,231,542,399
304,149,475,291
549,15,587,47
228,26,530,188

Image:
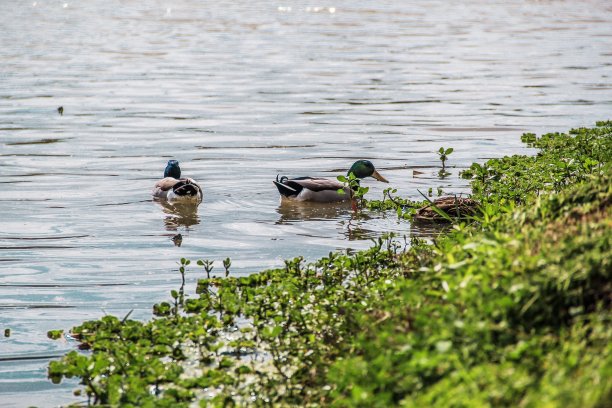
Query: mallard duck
152,160,203,203
273,159,388,202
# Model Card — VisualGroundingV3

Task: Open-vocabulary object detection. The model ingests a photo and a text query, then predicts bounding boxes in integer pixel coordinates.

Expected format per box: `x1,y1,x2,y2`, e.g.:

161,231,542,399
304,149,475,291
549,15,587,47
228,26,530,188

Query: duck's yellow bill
372,170,389,183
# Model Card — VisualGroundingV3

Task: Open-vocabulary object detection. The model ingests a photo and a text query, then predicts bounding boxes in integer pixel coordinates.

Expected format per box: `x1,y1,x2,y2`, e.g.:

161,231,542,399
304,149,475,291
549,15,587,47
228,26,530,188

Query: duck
152,160,203,203
273,159,388,202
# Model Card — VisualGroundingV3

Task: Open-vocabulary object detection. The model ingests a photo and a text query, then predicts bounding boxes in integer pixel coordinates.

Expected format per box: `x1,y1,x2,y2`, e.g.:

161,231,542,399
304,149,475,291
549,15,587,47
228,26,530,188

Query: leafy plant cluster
365,187,426,219
48,123,611,407
461,121,611,204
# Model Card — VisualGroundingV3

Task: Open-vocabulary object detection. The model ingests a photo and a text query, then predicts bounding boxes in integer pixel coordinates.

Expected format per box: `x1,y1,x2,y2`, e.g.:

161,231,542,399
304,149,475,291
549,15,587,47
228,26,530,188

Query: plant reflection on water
276,201,391,242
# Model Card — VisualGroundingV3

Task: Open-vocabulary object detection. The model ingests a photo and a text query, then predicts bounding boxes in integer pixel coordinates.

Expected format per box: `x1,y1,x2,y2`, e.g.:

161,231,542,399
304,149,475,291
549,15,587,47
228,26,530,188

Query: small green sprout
337,173,370,210
197,259,214,278
437,147,454,170
437,147,454,177
223,257,232,277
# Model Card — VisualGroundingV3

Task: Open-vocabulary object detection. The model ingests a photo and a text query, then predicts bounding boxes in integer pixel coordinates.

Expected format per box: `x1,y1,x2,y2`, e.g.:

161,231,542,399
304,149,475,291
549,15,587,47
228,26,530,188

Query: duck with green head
152,160,203,203
273,160,388,202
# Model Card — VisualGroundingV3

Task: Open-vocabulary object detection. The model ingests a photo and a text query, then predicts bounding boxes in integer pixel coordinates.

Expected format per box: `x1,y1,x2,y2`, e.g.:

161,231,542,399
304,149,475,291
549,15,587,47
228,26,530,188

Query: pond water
1,0,610,405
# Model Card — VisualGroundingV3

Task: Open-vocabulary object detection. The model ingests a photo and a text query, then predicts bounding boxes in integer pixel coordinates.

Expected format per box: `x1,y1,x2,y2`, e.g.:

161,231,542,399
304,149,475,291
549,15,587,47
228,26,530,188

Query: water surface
1,1,611,406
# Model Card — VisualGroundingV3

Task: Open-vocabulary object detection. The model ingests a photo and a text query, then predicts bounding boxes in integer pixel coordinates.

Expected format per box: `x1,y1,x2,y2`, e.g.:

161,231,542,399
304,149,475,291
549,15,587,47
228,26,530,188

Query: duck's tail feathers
173,181,201,197
273,179,298,198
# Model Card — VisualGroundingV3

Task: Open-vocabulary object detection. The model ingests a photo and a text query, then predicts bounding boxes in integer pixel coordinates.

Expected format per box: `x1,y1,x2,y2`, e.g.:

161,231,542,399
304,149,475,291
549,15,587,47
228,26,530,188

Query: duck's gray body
273,176,350,202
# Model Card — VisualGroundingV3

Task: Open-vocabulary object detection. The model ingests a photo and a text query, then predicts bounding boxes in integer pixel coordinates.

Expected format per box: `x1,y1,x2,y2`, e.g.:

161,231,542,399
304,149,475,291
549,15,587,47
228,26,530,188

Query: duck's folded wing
154,177,179,191
291,177,344,192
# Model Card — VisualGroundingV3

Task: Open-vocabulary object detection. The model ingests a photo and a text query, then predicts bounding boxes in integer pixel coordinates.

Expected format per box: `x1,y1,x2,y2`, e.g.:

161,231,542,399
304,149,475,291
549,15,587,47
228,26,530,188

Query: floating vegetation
48,122,611,407
47,329,64,340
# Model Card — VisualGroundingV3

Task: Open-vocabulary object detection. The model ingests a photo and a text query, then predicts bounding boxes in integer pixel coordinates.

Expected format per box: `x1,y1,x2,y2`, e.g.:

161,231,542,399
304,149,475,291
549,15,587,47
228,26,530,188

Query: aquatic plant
365,187,424,219
437,146,453,176
48,122,611,407
337,172,370,210
196,259,214,279
222,257,231,278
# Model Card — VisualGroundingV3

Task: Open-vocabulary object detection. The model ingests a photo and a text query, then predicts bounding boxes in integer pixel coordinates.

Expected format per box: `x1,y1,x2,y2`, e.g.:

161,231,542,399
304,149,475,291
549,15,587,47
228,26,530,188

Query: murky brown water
1,1,611,405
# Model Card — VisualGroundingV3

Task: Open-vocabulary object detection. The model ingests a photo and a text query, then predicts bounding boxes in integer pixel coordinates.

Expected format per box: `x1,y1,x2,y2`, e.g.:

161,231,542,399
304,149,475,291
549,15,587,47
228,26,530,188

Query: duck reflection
275,200,351,224
155,200,201,231
276,201,379,242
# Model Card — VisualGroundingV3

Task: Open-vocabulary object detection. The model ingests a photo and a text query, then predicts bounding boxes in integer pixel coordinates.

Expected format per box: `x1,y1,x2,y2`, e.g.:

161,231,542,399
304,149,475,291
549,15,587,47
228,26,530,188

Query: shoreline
49,122,611,406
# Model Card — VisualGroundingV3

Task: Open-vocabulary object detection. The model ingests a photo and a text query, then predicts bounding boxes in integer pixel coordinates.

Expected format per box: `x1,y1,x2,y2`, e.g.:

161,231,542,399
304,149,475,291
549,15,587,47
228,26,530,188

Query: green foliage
337,173,370,208
365,187,425,219
48,122,611,406
461,121,611,204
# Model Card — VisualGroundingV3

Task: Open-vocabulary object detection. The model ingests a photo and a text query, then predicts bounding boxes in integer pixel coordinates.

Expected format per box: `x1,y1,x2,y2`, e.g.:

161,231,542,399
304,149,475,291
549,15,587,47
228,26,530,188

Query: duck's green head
164,160,181,178
347,160,389,182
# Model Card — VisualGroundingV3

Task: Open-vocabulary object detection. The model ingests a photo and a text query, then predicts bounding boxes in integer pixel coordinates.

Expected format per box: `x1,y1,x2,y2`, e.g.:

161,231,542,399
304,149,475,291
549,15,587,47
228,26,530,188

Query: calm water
1,1,611,405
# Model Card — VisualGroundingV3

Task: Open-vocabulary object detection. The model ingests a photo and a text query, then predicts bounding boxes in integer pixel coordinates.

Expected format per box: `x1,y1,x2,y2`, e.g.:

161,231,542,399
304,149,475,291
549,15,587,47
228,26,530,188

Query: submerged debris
172,233,183,247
